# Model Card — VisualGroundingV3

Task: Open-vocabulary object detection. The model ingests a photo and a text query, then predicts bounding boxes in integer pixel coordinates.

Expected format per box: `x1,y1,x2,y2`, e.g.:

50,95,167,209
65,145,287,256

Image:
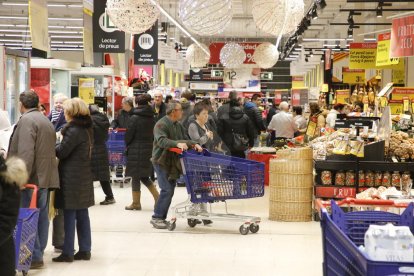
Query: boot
147,184,159,208
125,191,141,210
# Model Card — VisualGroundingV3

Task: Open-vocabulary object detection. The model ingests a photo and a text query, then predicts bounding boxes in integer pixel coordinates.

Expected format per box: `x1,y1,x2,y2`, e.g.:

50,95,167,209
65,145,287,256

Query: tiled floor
25,183,323,276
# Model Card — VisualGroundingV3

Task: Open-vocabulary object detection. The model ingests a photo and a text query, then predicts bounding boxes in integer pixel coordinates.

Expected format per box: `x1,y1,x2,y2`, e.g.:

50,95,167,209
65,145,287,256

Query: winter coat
48,111,67,131
244,102,266,136
90,110,110,182
153,102,167,122
266,106,278,126
8,108,60,189
125,105,155,179
111,109,134,129
179,101,193,130
217,102,230,121
55,116,94,210
0,157,28,276
218,106,255,153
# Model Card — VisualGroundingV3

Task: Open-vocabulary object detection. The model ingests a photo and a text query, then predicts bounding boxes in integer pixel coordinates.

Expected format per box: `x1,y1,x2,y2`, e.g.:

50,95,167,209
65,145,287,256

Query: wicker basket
277,147,313,160
269,159,313,174
269,173,313,188
269,200,312,222
269,187,313,202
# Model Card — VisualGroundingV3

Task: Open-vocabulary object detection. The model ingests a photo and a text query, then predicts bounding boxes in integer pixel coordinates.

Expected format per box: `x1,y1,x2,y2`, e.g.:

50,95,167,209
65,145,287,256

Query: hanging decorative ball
252,0,304,36
179,0,232,36
220,42,246,68
253,42,279,69
106,0,159,34
185,43,211,68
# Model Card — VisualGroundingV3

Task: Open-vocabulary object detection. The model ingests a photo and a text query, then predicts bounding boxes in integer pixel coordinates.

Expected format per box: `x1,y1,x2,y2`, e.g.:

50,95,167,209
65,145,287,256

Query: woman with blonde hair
53,98,94,262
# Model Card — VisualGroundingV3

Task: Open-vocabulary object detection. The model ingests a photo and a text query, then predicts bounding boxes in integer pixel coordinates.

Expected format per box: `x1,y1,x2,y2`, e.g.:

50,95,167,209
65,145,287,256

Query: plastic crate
181,150,265,203
321,200,414,276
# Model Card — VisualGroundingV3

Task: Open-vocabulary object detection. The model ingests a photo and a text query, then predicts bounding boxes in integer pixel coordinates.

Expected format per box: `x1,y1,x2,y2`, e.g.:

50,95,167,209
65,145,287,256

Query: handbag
231,128,249,151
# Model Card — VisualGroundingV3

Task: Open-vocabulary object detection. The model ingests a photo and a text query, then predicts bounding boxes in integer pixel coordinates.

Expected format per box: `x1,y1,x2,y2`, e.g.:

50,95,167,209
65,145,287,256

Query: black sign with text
134,22,158,65
93,0,125,53
190,69,203,81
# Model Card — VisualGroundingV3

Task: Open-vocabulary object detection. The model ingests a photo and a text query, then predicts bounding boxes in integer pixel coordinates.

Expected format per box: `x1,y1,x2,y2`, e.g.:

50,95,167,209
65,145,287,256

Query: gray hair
166,101,181,115
279,101,289,111
122,97,134,107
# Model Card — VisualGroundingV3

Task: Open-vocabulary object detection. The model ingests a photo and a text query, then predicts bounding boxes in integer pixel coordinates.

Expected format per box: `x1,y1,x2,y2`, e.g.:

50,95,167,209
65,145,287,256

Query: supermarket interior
2,0,414,276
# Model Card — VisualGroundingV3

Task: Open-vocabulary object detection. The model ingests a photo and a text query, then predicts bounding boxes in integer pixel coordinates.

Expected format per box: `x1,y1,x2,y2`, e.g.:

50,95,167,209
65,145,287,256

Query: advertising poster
325,49,332,71
30,68,50,112
336,90,350,104
291,89,301,106
349,43,377,69
93,0,125,53
342,67,365,84
391,15,414,57
223,68,261,92
332,52,350,82
134,22,158,65
79,78,95,104
209,42,261,65
391,88,414,101
274,89,290,104
376,33,400,67
29,0,49,52
292,76,305,88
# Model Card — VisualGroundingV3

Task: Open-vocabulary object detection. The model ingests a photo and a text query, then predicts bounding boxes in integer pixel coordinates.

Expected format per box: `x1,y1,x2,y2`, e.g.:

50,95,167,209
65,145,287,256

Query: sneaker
30,260,44,269
52,254,74,263
150,218,168,229
74,251,91,261
100,198,116,205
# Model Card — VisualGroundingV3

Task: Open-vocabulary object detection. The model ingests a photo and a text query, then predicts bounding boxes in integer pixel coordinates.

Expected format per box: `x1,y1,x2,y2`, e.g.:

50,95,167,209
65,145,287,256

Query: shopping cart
316,198,414,276
14,184,40,276
167,149,265,235
107,128,131,188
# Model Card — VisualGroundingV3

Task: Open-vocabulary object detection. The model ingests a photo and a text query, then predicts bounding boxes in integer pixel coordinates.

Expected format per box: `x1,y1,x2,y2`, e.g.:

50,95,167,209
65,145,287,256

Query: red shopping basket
14,184,39,275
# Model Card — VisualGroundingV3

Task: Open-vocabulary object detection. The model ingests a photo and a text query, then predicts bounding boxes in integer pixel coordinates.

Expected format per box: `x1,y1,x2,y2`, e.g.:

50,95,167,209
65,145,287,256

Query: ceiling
0,0,412,55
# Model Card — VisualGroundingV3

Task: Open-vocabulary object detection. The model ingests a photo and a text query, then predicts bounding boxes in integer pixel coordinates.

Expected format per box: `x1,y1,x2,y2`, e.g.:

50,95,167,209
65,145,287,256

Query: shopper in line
188,102,215,152
309,102,326,136
326,103,345,128
0,156,28,276
125,94,159,211
165,95,173,104
150,101,202,229
48,93,68,131
217,91,238,120
54,98,94,263
8,91,60,269
266,100,279,126
111,97,134,129
89,105,115,205
179,92,194,130
39,104,47,116
243,94,266,146
218,98,255,158
153,91,166,122
293,106,308,134
268,101,297,139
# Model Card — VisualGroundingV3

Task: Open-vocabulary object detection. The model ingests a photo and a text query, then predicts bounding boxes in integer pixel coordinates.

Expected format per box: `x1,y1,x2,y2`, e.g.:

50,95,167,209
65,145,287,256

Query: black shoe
202,220,213,225
30,260,44,269
52,254,73,263
100,198,115,205
74,251,91,261
176,181,186,187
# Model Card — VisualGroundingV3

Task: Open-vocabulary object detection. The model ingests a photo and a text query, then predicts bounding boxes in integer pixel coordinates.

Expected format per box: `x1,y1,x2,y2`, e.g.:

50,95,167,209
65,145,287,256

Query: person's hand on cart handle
177,143,188,151
193,144,203,152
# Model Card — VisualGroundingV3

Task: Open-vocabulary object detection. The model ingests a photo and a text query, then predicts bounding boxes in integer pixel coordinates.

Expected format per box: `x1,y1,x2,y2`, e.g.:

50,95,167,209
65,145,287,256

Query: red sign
391,15,414,57
292,76,304,82
378,32,391,41
291,89,300,106
31,68,51,113
209,42,262,64
325,49,332,71
315,186,356,199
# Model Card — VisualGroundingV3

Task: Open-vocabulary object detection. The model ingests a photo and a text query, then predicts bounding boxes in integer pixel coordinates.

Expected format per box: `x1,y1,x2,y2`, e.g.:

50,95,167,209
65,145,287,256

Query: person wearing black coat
53,98,94,263
89,105,115,205
218,100,255,158
125,94,159,211
152,91,167,122
0,156,28,276
110,97,134,129
243,94,266,146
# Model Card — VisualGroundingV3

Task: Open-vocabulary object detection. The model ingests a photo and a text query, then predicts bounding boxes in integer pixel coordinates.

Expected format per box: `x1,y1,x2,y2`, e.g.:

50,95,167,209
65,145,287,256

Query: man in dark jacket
244,93,266,146
150,101,202,229
152,91,167,122
217,91,238,120
111,97,134,129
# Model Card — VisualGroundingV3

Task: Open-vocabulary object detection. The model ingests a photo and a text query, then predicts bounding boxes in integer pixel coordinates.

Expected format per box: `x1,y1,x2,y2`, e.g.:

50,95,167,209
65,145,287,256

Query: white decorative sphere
220,42,246,68
252,0,304,36
185,43,210,68
253,42,280,69
106,0,159,34
179,0,232,36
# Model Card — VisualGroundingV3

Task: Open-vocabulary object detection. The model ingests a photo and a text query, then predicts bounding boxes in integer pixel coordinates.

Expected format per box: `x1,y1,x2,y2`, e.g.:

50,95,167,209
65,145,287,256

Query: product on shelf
392,171,401,188
388,131,414,160
345,170,355,187
365,171,375,187
321,170,332,185
374,171,383,187
359,170,365,187
335,171,346,186
356,186,400,200
382,171,391,187
401,171,412,196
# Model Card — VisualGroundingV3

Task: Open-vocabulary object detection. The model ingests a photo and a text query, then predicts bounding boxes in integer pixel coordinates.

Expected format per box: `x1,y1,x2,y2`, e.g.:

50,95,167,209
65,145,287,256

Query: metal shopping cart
167,149,265,235
316,198,414,276
14,184,40,276
107,129,131,188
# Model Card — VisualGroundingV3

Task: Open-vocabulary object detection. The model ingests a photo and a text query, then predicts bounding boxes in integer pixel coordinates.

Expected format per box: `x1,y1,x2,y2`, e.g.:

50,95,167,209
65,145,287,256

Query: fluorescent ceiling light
364,38,377,41
0,16,27,20
303,38,353,41
0,34,30,37
50,35,83,38
49,18,83,21
0,39,31,43
51,48,84,51
51,44,82,48
49,31,83,34
2,2,28,6
2,2,82,8
323,44,339,47
51,40,83,44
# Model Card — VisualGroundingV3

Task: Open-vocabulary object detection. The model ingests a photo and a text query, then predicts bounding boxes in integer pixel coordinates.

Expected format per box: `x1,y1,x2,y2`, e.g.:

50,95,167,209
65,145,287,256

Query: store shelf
358,161,414,172
314,160,356,171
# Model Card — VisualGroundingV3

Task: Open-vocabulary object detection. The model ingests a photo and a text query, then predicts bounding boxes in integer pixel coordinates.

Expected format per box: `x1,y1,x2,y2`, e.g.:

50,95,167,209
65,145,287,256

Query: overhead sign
29,0,49,52
342,67,365,84
93,0,125,53
291,88,309,106
393,69,405,85
134,22,158,65
209,42,261,65
376,33,400,67
336,90,350,104
349,43,377,69
83,7,94,65
260,72,273,81
391,15,414,57
292,75,305,88
189,83,219,91
190,69,203,81
325,49,332,71
391,88,414,101
211,70,224,78
158,43,176,60
223,68,261,92
274,89,290,104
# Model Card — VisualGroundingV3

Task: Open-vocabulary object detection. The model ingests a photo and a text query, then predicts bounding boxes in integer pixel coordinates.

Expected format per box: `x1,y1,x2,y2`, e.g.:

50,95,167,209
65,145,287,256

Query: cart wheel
187,219,198,228
168,221,176,231
239,225,249,235
22,271,28,276
249,224,259,234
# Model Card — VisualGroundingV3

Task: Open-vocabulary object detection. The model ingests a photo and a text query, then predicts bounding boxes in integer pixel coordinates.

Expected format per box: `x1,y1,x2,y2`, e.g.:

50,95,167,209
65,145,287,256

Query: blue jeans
152,163,176,220
21,188,49,262
63,209,91,256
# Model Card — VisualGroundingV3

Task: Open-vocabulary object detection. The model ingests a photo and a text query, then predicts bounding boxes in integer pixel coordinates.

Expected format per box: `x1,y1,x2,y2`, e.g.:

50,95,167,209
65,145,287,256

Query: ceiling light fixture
318,0,327,9
348,27,353,38
312,7,318,20
376,2,383,18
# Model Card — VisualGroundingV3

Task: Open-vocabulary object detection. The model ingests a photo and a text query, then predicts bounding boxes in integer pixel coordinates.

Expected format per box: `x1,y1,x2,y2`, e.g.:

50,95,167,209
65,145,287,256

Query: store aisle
28,184,323,276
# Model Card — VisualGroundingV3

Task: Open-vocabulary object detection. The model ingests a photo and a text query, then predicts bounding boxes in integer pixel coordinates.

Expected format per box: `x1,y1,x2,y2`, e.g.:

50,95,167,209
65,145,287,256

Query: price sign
389,100,403,115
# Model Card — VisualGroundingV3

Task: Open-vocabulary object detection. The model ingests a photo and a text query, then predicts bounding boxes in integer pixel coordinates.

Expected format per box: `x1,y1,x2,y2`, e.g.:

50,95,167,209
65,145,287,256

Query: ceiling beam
340,8,414,12
331,23,392,25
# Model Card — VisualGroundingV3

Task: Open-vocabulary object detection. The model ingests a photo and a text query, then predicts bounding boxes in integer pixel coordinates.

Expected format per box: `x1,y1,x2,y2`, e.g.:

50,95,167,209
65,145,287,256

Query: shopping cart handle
169,148,183,154
336,198,409,208
24,184,38,209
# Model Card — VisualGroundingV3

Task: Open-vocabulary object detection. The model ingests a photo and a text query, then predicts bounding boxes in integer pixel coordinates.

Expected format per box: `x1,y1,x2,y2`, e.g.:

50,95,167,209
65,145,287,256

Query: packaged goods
382,171,391,187
392,171,401,188
345,171,355,186
374,172,383,187
365,171,374,187
401,172,412,197
359,171,365,187
321,171,332,185
335,171,346,186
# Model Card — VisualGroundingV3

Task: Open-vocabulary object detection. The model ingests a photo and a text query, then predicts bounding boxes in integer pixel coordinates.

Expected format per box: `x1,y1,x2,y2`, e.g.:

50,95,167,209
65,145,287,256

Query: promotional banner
274,89,290,104
376,33,400,67
342,67,365,84
391,88,414,101
291,88,309,106
79,78,95,104
325,49,332,71
134,22,158,65
83,7,94,65
391,15,414,57
29,0,49,52
223,68,261,92
209,42,261,65
292,76,305,88
336,90,350,104
349,43,377,69
393,69,406,85
93,0,125,53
